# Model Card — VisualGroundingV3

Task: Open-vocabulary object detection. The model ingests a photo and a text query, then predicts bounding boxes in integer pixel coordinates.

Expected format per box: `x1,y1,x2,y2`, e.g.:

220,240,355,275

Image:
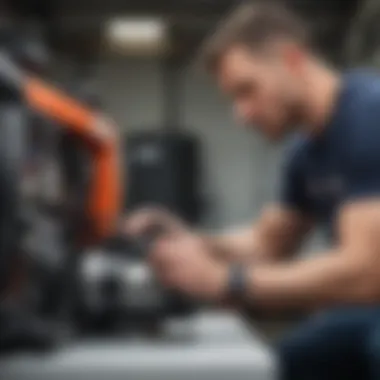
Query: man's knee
366,323,380,378
276,308,373,380
276,320,330,380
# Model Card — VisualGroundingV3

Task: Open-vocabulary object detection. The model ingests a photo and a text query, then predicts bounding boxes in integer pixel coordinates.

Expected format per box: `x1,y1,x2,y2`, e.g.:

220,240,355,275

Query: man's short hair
200,2,311,72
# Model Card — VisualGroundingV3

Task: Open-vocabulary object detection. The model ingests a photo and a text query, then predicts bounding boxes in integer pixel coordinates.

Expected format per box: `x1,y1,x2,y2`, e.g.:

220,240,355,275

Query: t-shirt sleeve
345,164,380,200
344,98,380,201
344,137,380,201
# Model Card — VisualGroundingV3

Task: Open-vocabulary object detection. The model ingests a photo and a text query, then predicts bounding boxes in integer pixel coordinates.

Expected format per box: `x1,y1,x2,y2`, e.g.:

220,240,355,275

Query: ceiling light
106,17,169,56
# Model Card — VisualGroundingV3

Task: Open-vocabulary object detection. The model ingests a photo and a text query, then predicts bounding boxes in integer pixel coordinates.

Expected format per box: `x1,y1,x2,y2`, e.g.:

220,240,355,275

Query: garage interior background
1,0,380,378
12,0,377,236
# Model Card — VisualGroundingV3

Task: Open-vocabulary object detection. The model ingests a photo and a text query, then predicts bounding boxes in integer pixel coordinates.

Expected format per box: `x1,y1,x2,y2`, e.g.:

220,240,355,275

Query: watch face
228,265,247,297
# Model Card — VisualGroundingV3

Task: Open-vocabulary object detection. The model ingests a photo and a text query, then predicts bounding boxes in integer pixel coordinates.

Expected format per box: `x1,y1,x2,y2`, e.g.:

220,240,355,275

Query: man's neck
301,62,342,136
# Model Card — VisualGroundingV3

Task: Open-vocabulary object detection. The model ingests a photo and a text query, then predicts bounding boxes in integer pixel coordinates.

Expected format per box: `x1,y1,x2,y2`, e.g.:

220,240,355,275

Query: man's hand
150,233,228,301
124,207,189,237
124,207,228,301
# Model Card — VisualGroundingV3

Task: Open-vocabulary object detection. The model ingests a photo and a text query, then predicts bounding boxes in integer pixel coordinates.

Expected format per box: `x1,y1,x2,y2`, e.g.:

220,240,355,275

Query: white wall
95,59,286,229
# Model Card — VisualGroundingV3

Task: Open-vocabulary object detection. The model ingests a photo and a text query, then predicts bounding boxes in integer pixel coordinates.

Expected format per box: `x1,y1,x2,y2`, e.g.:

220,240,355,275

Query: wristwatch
226,264,249,302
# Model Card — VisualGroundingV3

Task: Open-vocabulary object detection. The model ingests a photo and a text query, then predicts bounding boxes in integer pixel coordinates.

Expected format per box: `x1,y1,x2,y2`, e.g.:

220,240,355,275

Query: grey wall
94,59,291,232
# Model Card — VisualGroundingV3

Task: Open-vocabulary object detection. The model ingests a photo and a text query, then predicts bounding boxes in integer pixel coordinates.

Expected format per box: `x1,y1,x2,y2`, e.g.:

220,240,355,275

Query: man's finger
149,238,176,266
124,209,163,235
156,267,181,289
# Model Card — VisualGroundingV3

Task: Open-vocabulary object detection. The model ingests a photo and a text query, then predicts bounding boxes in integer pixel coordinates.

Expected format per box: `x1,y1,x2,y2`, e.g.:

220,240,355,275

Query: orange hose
25,76,123,242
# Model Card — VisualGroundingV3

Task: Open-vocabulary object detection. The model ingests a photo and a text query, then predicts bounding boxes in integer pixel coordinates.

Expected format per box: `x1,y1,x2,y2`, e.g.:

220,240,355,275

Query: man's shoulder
344,67,380,88
339,70,380,167
339,69,380,143
343,68,380,111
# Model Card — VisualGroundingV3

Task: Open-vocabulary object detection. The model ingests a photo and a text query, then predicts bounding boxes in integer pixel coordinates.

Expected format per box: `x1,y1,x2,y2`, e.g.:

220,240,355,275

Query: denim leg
365,318,380,380
276,306,380,380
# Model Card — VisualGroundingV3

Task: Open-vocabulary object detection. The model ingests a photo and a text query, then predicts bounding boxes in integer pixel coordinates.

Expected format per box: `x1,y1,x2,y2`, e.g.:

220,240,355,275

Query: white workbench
0,311,276,380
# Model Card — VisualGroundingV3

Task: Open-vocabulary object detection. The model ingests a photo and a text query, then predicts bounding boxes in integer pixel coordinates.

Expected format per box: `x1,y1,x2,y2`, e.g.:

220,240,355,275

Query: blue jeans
277,306,380,380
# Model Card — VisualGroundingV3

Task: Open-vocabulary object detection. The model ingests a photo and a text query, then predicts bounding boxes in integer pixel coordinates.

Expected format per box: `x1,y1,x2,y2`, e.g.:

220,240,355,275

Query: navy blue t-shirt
280,69,380,239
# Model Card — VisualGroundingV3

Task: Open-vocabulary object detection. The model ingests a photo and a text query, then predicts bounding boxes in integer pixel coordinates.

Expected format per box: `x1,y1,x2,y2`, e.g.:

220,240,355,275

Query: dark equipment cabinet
125,130,203,225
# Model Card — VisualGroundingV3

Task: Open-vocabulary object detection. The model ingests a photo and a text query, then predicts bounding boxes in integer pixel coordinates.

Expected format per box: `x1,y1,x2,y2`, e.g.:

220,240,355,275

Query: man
126,2,380,379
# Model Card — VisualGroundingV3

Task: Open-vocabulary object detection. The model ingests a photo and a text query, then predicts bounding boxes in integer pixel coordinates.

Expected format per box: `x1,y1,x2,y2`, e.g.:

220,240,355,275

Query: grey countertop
0,311,276,380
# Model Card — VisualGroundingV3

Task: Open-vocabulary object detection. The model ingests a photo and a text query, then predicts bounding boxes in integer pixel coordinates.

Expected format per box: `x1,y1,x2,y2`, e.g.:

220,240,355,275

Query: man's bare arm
207,205,313,263
245,200,380,311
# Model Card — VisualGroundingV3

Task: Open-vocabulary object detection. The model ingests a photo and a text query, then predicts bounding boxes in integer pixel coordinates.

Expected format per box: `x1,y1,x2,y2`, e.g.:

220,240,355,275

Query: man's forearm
205,227,258,263
205,207,312,264
245,251,379,310
206,227,300,264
